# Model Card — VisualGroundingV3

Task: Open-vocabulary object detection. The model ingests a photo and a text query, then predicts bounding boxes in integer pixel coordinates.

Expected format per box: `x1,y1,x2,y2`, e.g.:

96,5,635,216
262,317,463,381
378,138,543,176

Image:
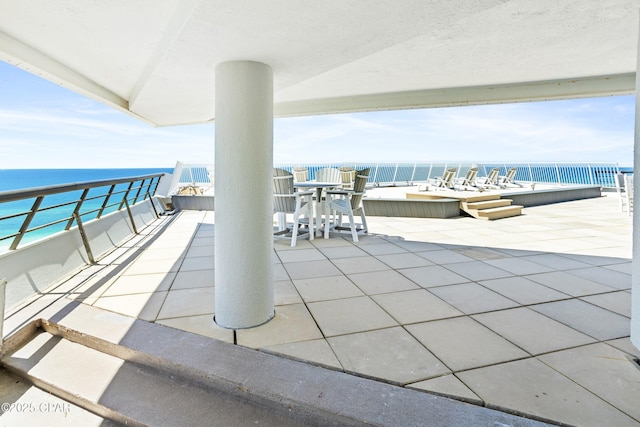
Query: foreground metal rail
0,173,164,252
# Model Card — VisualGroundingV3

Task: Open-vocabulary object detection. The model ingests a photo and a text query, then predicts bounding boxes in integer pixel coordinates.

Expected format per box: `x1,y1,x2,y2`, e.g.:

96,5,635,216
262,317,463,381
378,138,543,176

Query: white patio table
294,181,341,236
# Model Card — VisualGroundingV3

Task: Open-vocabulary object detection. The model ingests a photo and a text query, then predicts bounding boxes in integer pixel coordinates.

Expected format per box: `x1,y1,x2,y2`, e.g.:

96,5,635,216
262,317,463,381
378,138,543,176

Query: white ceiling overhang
0,0,637,126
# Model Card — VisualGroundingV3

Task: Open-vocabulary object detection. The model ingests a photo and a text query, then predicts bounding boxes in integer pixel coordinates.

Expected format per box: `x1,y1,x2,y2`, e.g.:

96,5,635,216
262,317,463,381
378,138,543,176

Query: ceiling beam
274,73,635,117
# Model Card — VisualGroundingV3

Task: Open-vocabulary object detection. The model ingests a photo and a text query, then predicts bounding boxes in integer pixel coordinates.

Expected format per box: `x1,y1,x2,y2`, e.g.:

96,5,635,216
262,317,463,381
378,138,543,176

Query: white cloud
0,58,634,169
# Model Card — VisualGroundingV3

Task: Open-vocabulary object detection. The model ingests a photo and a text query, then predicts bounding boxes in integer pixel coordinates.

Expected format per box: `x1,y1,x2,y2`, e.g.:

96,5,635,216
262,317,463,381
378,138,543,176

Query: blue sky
0,61,635,168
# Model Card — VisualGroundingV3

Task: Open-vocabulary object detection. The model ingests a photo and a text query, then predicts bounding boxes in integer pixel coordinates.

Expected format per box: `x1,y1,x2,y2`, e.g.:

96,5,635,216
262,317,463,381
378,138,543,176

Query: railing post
119,182,135,211
392,164,399,185
0,278,5,348
66,188,89,230
555,164,561,185
133,179,145,205
410,163,417,184
73,212,95,264
124,199,138,234
98,185,116,218
147,190,159,218
10,196,44,250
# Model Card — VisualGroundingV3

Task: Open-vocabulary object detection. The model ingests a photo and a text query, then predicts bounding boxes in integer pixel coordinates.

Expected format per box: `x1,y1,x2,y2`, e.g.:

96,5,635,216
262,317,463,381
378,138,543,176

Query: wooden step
476,205,523,220
457,193,501,203
465,199,513,209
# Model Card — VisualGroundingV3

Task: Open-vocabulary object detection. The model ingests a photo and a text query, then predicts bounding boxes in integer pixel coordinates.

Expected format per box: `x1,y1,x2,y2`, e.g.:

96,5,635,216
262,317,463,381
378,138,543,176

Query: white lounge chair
454,167,479,191
429,168,457,190
477,168,500,189
500,167,522,188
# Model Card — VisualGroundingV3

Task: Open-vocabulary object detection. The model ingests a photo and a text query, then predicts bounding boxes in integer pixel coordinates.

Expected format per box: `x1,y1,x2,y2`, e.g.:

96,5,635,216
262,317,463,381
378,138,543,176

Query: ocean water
0,168,173,251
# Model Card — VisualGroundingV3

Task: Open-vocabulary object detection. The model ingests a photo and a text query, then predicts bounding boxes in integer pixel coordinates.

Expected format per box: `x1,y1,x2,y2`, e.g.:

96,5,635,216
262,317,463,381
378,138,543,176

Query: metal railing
273,162,623,189
0,173,164,253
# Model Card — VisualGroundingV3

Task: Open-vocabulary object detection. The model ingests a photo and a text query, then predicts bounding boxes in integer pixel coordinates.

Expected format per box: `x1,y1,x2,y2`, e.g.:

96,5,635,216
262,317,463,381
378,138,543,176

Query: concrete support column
632,15,640,350
214,61,274,329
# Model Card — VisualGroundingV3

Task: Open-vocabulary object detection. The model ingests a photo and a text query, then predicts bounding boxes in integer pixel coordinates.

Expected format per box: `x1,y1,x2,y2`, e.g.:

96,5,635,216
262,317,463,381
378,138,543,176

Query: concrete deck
1,193,638,426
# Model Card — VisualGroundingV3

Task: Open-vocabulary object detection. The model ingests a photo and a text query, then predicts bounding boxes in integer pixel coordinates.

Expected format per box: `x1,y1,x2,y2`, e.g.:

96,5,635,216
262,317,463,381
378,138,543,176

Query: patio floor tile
330,256,391,275
530,299,630,341
170,269,214,290
484,257,555,275
236,303,323,348
276,248,326,263
157,287,215,319
415,249,475,265
263,338,342,370
477,276,569,305
407,374,483,405
457,358,638,427
442,261,514,282
327,327,450,385
397,265,470,288
358,242,408,256
526,271,619,296
156,314,234,343
179,255,215,271
282,259,343,280
567,266,631,290
520,253,593,271
293,275,364,302
316,245,370,259
580,291,632,317
375,252,434,269
539,342,640,423
93,292,167,322
428,283,519,315
307,296,398,337
371,289,463,324
406,317,528,371
102,272,175,296
274,280,303,305
472,307,596,355
347,270,420,294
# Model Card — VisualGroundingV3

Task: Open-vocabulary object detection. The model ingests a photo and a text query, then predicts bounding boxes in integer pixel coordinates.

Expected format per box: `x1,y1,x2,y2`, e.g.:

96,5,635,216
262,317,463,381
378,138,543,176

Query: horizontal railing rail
0,173,164,253
273,162,623,189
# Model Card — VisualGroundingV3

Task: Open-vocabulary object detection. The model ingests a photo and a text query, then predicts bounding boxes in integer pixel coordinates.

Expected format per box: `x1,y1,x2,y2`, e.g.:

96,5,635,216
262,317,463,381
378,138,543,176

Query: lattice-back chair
273,168,314,246
324,168,370,242
292,167,309,183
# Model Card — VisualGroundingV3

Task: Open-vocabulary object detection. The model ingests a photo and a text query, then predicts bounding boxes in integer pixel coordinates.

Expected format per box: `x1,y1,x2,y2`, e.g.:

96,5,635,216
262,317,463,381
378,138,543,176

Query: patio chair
292,167,309,182
429,168,457,190
273,168,314,246
624,173,634,217
454,167,479,191
313,167,342,209
315,167,341,183
339,166,356,189
324,168,370,242
477,167,500,189
499,167,522,188
616,173,629,213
